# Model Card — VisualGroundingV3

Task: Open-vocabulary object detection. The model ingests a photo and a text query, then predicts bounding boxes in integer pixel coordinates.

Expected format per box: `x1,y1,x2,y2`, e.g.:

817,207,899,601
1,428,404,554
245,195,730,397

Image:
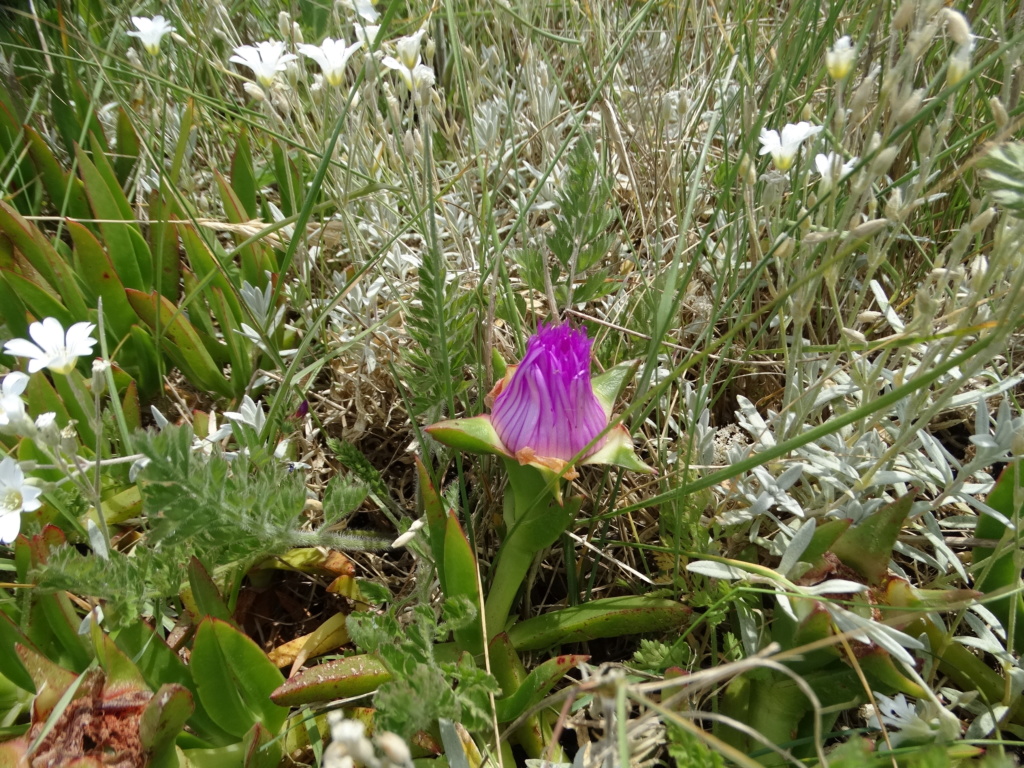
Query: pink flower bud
490,324,608,462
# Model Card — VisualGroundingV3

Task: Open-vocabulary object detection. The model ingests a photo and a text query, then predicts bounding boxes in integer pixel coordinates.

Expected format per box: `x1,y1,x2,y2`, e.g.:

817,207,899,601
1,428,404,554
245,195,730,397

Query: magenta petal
491,323,609,461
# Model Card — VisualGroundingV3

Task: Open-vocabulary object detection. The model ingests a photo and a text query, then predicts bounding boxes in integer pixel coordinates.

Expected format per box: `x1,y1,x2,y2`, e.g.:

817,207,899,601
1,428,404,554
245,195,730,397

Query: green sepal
584,424,655,474
590,360,638,415
425,415,510,457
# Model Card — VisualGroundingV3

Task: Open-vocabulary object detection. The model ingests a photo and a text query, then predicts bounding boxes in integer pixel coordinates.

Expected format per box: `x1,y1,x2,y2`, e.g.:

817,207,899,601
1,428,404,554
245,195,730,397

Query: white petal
0,511,21,544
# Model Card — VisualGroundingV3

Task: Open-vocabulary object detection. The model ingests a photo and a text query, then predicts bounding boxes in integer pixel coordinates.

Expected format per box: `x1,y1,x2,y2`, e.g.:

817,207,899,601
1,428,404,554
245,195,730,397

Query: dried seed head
990,96,1009,129
895,88,925,124
942,9,973,47
917,125,933,159
848,218,890,240
870,146,899,178
969,207,996,234
885,187,904,220
946,45,971,87
907,22,939,60
850,67,879,118
893,0,917,30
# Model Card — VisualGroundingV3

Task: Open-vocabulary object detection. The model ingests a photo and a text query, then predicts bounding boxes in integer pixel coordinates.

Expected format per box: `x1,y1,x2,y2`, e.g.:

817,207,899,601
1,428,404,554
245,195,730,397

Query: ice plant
230,41,298,87
758,121,823,172
298,37,363,86
825,36,856,80
4,318,96,375
0,457,42,544
426,322,651,640
490,323,609,464
127,15,175,55
427,322,649,479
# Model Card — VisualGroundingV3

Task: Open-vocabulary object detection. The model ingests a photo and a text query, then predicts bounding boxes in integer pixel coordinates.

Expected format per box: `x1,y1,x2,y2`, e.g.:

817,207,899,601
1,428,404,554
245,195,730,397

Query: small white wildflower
298,38,363,86
390,518,425,549
758,122,823,172
814,152,858,190
345,0,379,22
865,693,961,747
381,30,434,96
127,15,176,55
223,395,267,432
230,41,298,87
353,24,381,48
4,318,97,375
0,457,42,544
0,372,31,433
826,36,856,80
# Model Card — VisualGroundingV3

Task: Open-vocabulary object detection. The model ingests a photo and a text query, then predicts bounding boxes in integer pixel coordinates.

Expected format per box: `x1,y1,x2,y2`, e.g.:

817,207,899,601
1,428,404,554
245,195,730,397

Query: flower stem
483,461,579,639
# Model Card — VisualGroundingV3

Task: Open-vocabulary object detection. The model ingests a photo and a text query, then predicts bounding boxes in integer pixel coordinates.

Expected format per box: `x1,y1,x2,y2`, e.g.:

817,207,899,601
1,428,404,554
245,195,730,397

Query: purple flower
425,323,653,479
490,324,608,462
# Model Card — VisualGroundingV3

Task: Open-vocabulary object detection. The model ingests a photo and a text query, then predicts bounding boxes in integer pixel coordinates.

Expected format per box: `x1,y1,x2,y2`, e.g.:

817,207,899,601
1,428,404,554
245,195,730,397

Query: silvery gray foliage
719,369,1023,581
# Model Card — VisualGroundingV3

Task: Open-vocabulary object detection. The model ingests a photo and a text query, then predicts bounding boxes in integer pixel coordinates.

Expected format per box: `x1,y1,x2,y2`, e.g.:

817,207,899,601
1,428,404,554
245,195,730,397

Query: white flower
381,30,434,95
127,15,176,55
353,24,381,48
394,30,425,70
193,411,232,455
758,122,823,171
4,318,97,375
0,372,31,433
223,395,266,432
230,41,298,87
814,152,858,189
390,518,425,548
298,38,363,86
825,36,855,80
865,693,961,747
0,457,42,544
345,0,379,22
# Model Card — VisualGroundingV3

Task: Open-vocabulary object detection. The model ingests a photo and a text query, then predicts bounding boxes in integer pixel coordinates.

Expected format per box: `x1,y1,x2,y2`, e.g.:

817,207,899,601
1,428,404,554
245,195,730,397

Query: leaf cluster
515,138,618,308
402,240,477,416
347,602,500,739
32,426,329,626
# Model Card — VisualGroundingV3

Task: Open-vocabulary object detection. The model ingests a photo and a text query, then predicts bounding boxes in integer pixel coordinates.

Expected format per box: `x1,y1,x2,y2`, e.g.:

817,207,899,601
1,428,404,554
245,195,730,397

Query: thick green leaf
149,193,181,301
185,557,235,624
0,615,38,692
415,456,448,594
23,124,90,220
506,596,692,651
178,223,243,320
190,618,287,739
0,200,88,317
114,107,140,186
0,269,72,328
831,493,913,585
493,651,588,723
231,130,258,218
67,219,137,340
444,512,482,655
140,684,194,751
242,723,282,768
215,171,273,286
75,144,146,290
125,289,232,397
115,622,234,746
270,654,390,707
